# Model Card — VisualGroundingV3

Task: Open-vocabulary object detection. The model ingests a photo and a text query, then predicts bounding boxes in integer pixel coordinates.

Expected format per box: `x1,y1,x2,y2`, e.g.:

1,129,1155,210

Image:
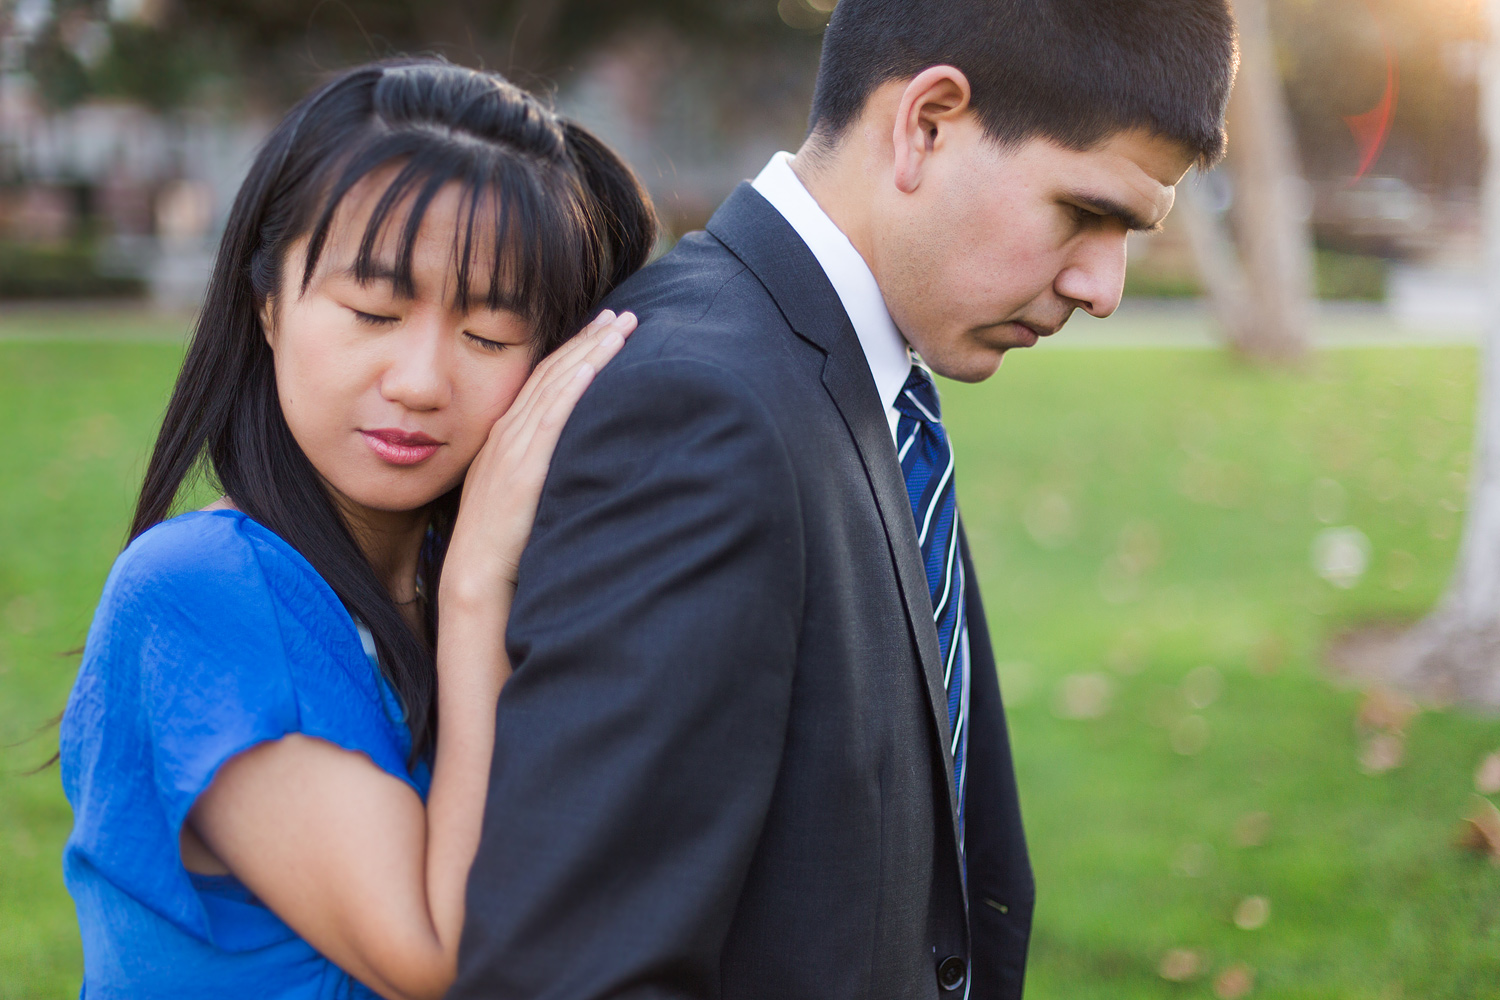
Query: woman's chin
327,469,465,518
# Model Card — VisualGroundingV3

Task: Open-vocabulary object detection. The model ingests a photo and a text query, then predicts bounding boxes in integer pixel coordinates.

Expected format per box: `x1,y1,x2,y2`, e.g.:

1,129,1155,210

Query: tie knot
896,361,942,427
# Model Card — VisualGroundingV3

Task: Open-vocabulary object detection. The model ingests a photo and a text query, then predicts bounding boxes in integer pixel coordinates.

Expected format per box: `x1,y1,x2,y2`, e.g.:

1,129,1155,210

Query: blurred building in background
0,0,825,307
0,0,1487,318
1127,0,1488,335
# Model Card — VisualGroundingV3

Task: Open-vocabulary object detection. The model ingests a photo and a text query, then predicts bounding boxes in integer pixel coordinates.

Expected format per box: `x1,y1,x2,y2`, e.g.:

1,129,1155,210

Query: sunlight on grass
943,346,1500,999
1,322,1498,998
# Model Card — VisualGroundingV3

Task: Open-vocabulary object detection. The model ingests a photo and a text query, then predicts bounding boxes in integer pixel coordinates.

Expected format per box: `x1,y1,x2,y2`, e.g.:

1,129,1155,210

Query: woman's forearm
423,590,514,980
185,592,516,1000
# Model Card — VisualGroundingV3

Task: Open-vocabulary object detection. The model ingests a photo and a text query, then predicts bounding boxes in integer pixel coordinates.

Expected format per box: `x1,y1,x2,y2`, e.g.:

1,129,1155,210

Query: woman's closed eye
351,309,400,327
464,332,512,353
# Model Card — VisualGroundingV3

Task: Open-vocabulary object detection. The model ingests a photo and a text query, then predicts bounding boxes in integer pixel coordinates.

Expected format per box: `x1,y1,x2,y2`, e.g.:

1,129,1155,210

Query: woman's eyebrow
336,262,429,302
339,262,402,286
335,262,524,315
1068,192,1163,233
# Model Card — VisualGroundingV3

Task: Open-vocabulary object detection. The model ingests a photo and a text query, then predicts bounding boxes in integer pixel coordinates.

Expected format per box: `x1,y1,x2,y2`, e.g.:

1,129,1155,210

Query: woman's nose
380,316,452,411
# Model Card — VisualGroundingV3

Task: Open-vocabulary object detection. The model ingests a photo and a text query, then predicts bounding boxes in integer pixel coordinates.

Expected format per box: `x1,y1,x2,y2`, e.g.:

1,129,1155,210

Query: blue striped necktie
894,359,969,851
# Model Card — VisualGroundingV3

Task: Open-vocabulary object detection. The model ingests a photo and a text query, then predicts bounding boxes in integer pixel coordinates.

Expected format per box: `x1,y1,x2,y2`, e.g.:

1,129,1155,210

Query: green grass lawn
2,311,1498,999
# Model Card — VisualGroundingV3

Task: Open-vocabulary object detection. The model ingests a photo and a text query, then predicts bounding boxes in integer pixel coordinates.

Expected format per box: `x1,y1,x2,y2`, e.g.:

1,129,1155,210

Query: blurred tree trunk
1176,178,1252,341
1395,0,1500,705
1184,0,1315,364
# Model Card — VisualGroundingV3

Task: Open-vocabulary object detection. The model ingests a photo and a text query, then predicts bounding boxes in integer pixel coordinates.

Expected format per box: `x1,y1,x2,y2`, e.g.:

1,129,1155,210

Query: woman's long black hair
129,59,657,760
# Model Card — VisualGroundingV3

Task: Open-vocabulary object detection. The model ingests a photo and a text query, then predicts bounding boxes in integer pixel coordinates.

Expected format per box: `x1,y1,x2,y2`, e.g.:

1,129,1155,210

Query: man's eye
352,310,399,326
464,332,509,353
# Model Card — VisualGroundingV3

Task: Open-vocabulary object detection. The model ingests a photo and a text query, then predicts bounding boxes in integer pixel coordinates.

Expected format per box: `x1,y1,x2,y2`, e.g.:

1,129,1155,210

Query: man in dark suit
451,2,1237,997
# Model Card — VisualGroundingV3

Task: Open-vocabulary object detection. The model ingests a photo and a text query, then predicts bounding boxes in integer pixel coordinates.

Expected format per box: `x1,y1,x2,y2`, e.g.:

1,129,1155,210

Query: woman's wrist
437,571,516,618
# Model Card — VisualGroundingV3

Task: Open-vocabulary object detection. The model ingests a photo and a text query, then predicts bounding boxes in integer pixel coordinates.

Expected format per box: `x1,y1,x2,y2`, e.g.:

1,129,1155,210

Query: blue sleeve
61,512,420,946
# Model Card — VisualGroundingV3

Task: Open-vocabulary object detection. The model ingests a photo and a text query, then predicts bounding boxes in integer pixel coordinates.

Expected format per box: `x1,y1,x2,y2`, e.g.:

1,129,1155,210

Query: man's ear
892,65,972,195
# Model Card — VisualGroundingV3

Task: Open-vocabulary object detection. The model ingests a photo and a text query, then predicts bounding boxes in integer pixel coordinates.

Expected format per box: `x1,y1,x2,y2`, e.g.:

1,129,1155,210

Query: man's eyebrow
1069,192,1164,233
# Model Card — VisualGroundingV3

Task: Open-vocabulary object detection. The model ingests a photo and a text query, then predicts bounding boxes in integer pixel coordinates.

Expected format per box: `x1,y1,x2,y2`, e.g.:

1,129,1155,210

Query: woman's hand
441,310,637,611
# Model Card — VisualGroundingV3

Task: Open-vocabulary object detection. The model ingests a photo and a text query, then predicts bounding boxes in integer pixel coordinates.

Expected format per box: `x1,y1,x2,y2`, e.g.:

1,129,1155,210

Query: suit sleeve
449,356,805,1000
959,531,1035,1000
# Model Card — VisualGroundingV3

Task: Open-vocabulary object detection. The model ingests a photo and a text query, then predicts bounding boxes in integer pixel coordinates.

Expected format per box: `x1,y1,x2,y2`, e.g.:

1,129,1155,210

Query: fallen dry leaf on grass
1357,687,1418,735
1475,753,1500,796
1233,895,1271,930
1172,841,1214,878
1214,963,1255,999
1457,795,1500,864
1233,811,1272,848
1249,632,1286,675
1054,672,1113,720
1182,665,1223,710
1171,714,1211,755
1158,948,1203,982
1359,733,1405,775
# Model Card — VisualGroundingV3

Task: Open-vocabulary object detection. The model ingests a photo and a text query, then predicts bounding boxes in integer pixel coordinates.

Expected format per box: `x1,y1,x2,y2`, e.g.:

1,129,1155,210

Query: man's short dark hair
808,0,1238,165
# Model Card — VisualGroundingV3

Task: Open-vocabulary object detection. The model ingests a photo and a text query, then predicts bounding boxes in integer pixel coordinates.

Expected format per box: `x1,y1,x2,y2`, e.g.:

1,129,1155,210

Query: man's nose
1054,236,1127,319
380,315,452,411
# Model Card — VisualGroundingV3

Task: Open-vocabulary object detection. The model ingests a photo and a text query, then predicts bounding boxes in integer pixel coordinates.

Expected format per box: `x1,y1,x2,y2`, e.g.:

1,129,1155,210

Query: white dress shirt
751,152,912,444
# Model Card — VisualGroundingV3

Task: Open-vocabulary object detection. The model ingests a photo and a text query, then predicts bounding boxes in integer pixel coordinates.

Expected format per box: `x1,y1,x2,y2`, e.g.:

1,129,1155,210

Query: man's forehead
1061,133,1192,223
1097,130,1198,187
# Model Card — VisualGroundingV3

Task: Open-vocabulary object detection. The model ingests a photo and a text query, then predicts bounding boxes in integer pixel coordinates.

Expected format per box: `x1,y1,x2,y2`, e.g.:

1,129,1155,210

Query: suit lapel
707,184,962,828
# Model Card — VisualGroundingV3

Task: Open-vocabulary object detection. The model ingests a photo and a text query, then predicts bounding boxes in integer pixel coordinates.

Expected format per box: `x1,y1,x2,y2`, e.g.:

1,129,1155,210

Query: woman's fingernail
597,309,617,323
604,332,624,349
574,363,596,381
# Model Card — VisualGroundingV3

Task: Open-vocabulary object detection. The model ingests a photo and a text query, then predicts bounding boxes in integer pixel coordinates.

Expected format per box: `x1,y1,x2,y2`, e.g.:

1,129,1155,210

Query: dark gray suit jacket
450,184,1034,1000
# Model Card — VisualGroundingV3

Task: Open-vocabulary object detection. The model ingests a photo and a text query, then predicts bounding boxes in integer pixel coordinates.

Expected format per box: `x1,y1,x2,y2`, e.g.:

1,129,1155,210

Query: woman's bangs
301,139,592,334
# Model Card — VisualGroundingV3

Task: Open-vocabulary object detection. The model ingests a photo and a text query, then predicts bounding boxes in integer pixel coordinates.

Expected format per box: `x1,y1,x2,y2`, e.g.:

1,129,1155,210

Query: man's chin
925,348,1008,384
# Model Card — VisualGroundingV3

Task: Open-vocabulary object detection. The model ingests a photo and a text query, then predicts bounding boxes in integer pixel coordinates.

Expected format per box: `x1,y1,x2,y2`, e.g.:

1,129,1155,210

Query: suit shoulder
583,354,773,430
605,232,777,333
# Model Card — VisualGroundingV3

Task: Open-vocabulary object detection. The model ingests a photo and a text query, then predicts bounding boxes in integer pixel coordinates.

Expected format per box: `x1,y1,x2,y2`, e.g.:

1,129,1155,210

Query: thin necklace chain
392,578,426,607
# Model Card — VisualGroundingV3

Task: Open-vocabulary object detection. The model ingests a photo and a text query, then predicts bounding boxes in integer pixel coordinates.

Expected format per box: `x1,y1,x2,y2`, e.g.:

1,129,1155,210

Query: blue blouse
60,510,432,999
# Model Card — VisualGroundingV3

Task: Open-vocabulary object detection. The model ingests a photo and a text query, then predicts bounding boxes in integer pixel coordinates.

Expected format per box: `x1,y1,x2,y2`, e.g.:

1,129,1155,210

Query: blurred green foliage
0,243,146,300
1314,250,1389,302
24,5,226,110
22,0,813,111
1123,249,1388,301
1122,266,1205,301
1,317,1497,998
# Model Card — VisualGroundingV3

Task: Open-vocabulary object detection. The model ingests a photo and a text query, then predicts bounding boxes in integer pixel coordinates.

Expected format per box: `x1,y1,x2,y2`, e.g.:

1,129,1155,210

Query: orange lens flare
1343,13,1399,182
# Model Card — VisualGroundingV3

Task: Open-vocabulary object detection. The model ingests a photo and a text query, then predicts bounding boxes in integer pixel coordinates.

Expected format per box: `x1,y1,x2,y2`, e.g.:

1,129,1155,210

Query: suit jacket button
937,956,967,992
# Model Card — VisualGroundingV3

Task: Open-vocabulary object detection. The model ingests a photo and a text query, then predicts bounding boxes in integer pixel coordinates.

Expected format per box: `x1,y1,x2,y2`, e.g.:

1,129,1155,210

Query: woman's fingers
549,310,633,381
471,311,636,481
505,316,633,456
530,309,629,383
500,311,634,434
498,313,635,445
445,312,637,597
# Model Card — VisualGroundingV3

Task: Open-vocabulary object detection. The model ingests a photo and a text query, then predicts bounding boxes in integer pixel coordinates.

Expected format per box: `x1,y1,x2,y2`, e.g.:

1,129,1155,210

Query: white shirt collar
751,151,912,442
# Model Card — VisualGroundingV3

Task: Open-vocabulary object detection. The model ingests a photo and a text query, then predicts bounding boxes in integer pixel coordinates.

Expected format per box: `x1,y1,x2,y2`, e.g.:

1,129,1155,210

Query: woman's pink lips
361,428,442,467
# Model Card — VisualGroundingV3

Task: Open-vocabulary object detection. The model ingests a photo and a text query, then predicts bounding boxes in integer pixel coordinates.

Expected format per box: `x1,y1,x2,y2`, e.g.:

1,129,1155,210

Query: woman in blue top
59,59,655,999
